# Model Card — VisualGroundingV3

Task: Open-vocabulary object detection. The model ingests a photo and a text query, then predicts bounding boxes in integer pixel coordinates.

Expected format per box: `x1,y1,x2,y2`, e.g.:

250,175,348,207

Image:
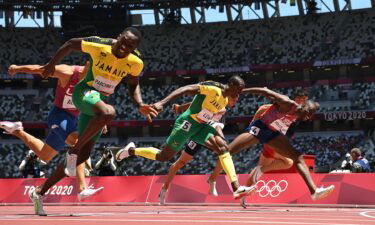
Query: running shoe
115,142,135,162
233,185,257,200
29,189,46,216
78,187,104,201
207,179,218,196
158,188,167,205
64,152,77,177
311,185,335,201
0,121,23,134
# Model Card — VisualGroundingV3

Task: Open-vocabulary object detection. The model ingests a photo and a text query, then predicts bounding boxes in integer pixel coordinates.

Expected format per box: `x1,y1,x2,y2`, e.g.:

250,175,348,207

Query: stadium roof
0,0,369,11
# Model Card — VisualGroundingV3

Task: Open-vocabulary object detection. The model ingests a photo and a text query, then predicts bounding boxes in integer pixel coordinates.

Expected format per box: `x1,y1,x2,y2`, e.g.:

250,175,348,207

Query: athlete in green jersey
116,76,257,199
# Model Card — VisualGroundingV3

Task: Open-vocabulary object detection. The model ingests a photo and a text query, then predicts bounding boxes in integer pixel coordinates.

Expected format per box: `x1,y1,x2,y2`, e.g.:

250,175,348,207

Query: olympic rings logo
255,180,288,198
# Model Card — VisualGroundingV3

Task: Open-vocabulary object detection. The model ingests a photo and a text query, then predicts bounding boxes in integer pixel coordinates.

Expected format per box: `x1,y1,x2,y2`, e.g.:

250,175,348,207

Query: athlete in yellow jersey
29,27,158,215
116,77,257,199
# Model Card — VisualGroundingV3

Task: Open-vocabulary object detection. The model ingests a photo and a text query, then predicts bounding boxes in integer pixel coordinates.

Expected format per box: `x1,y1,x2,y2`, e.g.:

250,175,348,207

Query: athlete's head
225,75,245,104
293,89,309,105
350,148,362,161
113,27,142,58
296,100,319,121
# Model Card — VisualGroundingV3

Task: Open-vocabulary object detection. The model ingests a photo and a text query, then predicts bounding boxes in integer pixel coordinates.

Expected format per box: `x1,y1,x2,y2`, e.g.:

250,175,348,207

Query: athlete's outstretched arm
153,84,200,112
242,87,295,111
42,38,83,78
127,75,158,122
172,102,192,114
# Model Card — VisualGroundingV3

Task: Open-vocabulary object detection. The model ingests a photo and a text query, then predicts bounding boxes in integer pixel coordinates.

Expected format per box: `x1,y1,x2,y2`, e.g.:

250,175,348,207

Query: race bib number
187,140,197,149
62,95,76,109
197,109,214,122
181,120,192,132
269,120,288,135
249,126,260,136
92,76,118,94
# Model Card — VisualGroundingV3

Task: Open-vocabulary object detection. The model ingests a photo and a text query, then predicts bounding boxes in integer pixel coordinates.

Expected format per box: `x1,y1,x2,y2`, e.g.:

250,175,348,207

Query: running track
1,205,375,225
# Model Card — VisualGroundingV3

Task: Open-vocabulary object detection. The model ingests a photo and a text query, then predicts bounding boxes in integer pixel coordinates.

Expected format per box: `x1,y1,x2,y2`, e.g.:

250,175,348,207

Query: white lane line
0,218,361,225
359,211,375,219
145,175,156,204
103,214,375,222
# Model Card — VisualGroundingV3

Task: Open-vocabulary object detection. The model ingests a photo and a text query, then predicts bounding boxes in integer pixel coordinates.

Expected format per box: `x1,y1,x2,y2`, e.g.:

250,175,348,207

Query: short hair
351,148,361,157
302,100,319,113
122,27,142,40
228,75,245,87
293,89,309,99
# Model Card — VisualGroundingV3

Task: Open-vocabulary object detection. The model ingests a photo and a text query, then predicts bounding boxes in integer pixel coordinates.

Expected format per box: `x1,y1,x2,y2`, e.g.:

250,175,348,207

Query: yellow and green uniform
135,81,239,183
72,36,143,141
166,81,228,151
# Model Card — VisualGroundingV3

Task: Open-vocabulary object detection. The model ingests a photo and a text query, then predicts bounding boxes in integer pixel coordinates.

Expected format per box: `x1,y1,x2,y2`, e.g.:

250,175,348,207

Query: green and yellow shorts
72,82,107,142
166,115,218,152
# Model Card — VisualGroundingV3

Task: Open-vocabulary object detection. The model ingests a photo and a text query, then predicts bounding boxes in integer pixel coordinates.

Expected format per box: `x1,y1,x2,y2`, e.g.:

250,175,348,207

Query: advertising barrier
1,173,374,205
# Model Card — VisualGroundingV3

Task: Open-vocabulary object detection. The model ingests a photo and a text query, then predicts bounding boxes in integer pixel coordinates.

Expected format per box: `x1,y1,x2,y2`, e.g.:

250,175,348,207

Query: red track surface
1,205,375,225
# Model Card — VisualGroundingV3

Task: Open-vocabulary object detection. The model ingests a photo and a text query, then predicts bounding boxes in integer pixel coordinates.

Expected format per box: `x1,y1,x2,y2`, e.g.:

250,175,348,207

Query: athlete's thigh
258,153,274,167
228,132,259,155
45,130,66,152
267,134,300,160
73,83,106,116
178,150,194,164
166,117,198,152
65,131,78,146
183,140,202,158
273,151,293,164
190,124,217,146
78,113,102,141
158,145,179,160
46,107,77,151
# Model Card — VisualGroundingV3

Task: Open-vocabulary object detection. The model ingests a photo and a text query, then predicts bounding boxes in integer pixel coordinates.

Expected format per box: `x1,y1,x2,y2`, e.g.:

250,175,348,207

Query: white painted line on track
359,210,375,219
0,218,362,225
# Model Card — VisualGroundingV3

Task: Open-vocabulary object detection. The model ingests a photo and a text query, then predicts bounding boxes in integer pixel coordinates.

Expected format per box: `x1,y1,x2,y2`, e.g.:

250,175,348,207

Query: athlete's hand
41,63,55,78
7,65,17,76
139,104,158,122
172,104,181,114
102,125,108,134
152,102,164,113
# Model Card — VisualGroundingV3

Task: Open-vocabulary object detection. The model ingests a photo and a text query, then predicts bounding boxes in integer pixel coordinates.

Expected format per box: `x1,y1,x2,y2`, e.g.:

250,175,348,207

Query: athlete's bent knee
104,105,116,118
97,105,116,119
284,158,294,168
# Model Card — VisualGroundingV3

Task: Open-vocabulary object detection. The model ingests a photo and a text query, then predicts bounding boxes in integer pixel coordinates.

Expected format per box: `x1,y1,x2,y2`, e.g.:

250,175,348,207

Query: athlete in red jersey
246,90,308,187
0,63,103,207
208,87,334,206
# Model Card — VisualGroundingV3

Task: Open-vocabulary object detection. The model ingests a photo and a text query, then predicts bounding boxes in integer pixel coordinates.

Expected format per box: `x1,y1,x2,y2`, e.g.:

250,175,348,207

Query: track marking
45,213,114,217
359,210,375,219
104,214,375,222
0,218,361,225
145,175,156,204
